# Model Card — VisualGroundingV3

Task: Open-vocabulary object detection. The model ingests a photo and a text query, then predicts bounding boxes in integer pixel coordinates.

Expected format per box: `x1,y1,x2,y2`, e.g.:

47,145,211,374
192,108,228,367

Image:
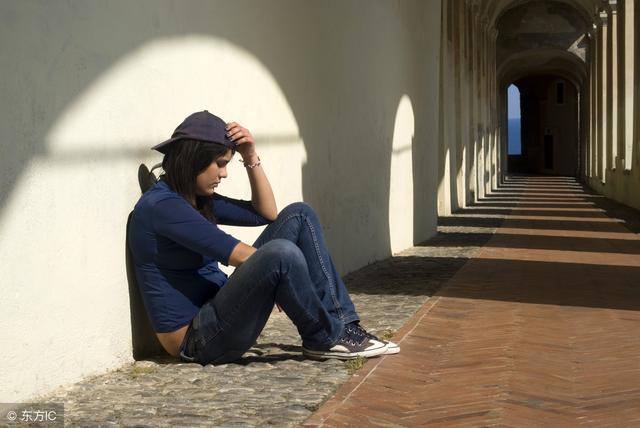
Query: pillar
437,0,453,216
492,29,499,189
599,9,609,183
589,28,599,180
609,2,619,169
623,0,635,170
459,0,472,208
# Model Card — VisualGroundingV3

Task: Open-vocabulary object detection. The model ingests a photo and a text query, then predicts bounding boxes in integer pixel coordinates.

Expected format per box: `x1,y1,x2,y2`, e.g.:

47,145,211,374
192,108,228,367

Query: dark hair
161,139,233,221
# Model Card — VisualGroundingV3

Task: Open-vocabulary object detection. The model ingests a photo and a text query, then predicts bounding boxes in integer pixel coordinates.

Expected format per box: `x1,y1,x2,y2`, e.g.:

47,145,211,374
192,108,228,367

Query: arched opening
495,0,590,179
510,74,580,176
507,84,523,172
507,84,522,156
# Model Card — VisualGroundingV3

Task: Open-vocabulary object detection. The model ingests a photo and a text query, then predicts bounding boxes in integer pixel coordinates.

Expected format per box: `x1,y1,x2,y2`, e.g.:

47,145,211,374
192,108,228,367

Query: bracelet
241,157,261,169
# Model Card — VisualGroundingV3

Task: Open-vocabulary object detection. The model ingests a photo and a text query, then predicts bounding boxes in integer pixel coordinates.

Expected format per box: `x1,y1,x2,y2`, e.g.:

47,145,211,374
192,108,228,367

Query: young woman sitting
127,111,399,364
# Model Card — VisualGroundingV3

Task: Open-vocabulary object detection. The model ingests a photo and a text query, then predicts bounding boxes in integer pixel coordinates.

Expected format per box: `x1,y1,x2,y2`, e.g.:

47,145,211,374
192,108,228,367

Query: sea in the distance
508,117,521,155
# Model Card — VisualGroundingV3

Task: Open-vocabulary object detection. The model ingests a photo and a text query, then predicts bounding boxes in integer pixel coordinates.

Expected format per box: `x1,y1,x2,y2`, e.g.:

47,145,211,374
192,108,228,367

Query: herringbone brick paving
305,176,640,427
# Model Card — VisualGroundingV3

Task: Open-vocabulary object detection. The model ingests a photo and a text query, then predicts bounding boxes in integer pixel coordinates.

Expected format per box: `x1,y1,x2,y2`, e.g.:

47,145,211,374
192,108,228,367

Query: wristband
241,157,261,169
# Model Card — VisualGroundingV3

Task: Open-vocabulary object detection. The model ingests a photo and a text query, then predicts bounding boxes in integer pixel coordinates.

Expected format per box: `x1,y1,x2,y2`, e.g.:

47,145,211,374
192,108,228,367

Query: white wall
0,0,441,401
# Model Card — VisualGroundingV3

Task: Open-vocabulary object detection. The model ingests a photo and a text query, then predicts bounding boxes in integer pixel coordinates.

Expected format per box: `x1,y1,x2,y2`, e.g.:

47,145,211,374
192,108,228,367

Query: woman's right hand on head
226,122,258,164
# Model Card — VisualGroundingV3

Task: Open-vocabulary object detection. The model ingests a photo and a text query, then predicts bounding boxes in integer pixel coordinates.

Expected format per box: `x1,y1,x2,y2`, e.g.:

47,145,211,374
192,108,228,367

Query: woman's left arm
226,122,278,221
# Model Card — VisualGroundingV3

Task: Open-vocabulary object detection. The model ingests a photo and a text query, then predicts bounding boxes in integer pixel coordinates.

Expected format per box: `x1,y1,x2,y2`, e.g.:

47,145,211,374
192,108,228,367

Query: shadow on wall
0,1,438,265
0,1,440,359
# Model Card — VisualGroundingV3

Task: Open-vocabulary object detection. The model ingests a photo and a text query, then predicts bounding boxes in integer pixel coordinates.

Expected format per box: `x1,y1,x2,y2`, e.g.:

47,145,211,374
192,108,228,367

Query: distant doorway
508,84,522,155
544,133,554,170
507,84,524,172
509,75,579,176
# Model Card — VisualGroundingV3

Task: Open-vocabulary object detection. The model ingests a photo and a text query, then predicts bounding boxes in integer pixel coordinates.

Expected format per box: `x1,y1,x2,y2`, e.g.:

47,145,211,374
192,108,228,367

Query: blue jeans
180,202,360,364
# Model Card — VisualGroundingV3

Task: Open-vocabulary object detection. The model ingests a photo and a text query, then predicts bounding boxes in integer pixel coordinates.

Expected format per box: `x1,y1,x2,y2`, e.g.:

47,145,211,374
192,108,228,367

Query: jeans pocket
179,323,197,362
195,303,223,346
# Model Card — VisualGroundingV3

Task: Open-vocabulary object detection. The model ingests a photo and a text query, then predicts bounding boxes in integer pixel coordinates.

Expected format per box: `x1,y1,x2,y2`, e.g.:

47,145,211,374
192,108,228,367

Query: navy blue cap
152,110,235,154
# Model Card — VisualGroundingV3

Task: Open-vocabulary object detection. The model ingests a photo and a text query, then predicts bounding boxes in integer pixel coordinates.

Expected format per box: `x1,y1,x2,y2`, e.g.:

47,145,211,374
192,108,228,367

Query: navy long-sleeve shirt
128,179,270,332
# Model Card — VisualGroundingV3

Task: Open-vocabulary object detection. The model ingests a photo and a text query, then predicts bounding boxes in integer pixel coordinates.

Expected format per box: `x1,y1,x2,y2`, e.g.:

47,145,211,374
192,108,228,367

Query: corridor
306,175,640,427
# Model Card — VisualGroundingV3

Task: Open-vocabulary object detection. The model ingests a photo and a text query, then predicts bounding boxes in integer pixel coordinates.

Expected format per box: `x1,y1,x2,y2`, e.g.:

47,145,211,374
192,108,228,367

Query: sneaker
348,322,400,355
303,326,388,360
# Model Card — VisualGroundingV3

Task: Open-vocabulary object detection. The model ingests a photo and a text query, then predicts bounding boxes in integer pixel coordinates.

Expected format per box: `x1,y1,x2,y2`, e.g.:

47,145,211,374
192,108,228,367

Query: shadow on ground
433,176,640,312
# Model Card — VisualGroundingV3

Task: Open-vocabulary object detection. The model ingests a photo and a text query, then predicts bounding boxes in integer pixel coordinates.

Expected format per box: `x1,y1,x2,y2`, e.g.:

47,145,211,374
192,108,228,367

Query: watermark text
1,403,64,426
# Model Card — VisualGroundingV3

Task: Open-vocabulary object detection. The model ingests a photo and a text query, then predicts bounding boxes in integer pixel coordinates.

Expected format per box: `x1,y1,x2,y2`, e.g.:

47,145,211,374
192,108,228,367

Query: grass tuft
344,356,367,374
127,365,157,379
380,329,396,341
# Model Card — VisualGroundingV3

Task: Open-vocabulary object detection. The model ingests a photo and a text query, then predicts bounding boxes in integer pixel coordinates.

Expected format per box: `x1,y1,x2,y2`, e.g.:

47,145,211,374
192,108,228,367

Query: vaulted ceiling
480,0,601,26
483,0,603,88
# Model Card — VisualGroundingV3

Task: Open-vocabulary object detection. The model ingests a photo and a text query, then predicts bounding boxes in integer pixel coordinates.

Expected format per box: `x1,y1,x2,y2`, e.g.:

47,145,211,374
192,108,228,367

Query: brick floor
304,176,640,427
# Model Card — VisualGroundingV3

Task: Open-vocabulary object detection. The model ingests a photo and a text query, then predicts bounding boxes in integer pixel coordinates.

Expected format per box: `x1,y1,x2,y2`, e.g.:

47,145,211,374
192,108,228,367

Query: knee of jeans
259,239,306,269
280,201,316,219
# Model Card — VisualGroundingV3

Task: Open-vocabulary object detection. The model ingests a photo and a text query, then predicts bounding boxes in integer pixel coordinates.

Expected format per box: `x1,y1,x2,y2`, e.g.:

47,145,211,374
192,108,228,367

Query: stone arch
498,48,587,90
484,0,598,27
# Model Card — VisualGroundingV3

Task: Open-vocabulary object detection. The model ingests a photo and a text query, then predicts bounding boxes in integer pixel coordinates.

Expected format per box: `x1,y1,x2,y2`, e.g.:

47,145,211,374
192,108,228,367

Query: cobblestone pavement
33,216,499,428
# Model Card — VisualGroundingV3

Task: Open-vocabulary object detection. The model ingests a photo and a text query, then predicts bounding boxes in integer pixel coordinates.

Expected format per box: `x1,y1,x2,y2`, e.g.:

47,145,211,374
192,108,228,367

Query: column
483,21,491,196
623,0,635,170
437,0,452,216
469,0,480,204
477,18,487,200
599,10,608,182
456,0,469,208
464,0,476,205
589,28,600,180
448,0,459,211
454,0,465,208
491,29,499,188
609,1,619,169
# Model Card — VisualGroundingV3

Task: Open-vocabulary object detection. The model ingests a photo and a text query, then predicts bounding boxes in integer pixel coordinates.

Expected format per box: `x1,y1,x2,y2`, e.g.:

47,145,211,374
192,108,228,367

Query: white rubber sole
303,340,388,360
383,341,400,355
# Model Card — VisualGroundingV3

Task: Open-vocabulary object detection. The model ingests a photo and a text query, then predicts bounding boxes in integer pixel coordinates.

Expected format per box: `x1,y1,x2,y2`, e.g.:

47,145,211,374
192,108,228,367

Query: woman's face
195,150,233,196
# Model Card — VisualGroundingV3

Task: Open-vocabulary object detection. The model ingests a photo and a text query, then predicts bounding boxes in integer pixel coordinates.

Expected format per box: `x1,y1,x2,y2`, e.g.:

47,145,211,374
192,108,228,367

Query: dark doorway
544,134,554,169
508,75,579,176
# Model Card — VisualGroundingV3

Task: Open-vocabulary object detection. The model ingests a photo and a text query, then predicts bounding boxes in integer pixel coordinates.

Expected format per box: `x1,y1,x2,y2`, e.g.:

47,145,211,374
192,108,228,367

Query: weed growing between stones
127,365,157,379
344,356,367,374
380,330,395,341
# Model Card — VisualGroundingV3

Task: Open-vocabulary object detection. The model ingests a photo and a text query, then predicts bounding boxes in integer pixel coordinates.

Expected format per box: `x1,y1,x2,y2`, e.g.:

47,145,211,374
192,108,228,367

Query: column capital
599,9,609,25
592,11,601,27
466,0,481,16
608,0,617,14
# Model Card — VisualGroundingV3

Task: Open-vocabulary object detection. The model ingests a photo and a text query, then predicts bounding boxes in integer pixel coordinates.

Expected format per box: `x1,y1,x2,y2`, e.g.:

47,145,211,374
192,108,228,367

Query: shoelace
345,337,358,346
338,329,360,347
349,323,381,342
344,324,367,346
